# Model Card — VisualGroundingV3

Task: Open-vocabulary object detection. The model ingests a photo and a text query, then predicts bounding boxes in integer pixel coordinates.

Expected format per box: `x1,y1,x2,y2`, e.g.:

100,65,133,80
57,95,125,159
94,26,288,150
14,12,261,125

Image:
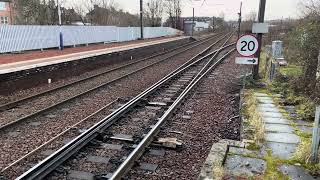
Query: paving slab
254,93,269,97
225,155,267,177
284,106,295,114
297,125,313,134
258,104,276,108
257,99,274,104
273,94,283,98
265,132,300,144
258,107,280,113
263,117,290,125
260,111,283,118
228,147,262,158
279,165,320,180
295,120,313,126
266,142,297,159
256,96,273,101
265,124,294,133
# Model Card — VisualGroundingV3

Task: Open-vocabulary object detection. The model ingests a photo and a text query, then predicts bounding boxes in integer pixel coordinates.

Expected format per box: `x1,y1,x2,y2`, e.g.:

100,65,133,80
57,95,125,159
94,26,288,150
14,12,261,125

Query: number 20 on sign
235,34,259,65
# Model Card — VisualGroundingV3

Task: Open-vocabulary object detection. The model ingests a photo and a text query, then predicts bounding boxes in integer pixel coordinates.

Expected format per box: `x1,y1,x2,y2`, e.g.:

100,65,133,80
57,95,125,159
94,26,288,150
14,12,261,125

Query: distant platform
0,36,189,75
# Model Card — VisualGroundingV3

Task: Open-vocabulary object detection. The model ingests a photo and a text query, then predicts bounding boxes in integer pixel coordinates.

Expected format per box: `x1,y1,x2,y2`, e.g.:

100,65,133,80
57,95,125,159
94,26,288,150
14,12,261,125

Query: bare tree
145,0,163,27
241,11,257,32
302,0,320,17
14,0,41,24
70,0,93,24
285,0,320,96
164,0,182,29
245,11,257,21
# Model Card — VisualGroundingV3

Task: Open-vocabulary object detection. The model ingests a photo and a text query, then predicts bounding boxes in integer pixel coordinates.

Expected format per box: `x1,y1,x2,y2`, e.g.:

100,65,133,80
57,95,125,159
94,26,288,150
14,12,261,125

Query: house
182,17,211,35
0,0,13,25
63,8,86,25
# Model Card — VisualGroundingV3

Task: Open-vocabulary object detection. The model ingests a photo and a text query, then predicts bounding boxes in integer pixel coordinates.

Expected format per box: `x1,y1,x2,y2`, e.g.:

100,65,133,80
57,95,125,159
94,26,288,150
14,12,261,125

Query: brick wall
0,1,12,25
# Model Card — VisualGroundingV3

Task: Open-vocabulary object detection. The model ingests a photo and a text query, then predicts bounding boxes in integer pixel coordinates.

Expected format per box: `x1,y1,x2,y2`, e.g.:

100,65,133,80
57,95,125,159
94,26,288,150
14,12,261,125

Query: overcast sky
65,0,303,21
110,0,302,21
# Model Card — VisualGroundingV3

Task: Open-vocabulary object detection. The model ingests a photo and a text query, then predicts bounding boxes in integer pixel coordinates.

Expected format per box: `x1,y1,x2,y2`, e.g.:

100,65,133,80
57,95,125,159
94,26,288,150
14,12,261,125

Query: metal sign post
311,106,320,163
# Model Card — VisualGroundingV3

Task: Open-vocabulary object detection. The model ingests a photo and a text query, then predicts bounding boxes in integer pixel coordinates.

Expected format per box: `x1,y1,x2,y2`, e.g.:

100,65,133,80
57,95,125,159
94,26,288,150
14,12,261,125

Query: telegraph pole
212,16,215,31
253,0,266,79
192,8,194,37
57,0,63,50
237,1,242,38
140,0,144,39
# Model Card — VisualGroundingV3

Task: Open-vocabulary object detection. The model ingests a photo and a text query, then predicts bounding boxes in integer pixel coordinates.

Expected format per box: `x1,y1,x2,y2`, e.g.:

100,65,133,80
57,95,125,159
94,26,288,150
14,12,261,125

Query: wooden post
140,0,144,39
237,2,242,39
192,8,194,37
253,0,266,79
311,106,320,163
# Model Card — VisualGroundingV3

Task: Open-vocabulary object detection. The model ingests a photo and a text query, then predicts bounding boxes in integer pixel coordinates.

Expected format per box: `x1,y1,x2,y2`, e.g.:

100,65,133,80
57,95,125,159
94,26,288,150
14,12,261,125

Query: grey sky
112,0,302,20
65,0,302,21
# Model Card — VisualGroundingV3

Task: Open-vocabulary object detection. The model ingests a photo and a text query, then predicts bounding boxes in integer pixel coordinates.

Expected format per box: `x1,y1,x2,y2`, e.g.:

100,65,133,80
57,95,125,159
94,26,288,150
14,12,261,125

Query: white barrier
0,26,180,53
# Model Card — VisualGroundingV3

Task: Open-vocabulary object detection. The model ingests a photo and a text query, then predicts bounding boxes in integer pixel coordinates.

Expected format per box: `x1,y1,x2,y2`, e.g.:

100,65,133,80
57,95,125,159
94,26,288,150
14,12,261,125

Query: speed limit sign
236,35,259,57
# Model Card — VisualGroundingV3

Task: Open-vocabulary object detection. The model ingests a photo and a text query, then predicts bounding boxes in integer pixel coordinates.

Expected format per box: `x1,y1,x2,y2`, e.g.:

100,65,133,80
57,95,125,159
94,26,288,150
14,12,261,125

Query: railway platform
0,36,188,75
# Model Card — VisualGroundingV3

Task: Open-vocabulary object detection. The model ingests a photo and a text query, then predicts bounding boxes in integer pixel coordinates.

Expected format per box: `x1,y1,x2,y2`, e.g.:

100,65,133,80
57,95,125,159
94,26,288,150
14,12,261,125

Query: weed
296,99,315,121
264,150,290,180
213,165,225,180
243,90,265,144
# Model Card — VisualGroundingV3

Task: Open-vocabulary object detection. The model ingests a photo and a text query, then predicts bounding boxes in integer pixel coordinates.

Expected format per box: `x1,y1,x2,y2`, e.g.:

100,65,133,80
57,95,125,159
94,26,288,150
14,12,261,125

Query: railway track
0,33,226,131
0,33,230,177
15,33,235,180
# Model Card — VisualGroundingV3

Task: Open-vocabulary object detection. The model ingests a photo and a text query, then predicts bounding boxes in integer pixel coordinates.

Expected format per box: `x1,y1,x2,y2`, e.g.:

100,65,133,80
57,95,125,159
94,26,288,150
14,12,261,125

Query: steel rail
16,36,234,180
1,98,119,173
0,34,227,131
0,34,220,112
110,48,236,180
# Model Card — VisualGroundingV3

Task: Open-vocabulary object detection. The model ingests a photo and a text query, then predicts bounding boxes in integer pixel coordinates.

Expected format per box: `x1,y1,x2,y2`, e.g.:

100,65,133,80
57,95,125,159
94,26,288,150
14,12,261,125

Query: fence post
59,30,64,50
311,106,320,163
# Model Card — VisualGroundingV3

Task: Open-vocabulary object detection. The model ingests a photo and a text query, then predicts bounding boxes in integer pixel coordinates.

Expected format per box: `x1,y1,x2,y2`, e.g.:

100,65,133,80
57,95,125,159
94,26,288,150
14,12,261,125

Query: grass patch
247,142,261,151
279,65,303,77
291,137,320,174
267,75,315,121
213,165,225,180
292,138,313,164
296,99,316,121
243,90,265,144
264,150,290,180
259,51,267,78
295,130,312,139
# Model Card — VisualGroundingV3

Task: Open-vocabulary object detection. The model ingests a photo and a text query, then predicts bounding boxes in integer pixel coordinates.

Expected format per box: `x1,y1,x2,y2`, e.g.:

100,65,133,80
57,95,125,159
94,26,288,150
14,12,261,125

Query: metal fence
0,25,180,53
